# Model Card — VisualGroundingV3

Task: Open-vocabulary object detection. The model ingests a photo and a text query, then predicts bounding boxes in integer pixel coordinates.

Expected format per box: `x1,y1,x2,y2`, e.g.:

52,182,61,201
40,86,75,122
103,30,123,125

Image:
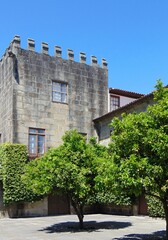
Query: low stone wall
0,203,18,218
99,203,133,216
19,197,48,217
71,203,135,216
0,195,48,218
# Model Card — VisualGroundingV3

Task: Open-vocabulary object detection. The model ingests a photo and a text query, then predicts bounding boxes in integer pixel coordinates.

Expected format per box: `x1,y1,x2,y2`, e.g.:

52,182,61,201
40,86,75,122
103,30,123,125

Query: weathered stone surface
0,37,108,217
0,37,108,149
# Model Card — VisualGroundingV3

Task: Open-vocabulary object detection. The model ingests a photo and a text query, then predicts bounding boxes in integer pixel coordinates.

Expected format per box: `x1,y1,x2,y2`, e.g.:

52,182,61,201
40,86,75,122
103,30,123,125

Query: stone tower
0,36,108,157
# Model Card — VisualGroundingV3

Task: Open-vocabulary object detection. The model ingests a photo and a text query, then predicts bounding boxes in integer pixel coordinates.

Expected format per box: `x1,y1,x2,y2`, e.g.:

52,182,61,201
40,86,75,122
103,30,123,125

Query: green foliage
107,81,168,202
24,130,94,199
23,130,108,228
146,195,165,218
94,153,137,206
0,143,38,204
102,80,168,235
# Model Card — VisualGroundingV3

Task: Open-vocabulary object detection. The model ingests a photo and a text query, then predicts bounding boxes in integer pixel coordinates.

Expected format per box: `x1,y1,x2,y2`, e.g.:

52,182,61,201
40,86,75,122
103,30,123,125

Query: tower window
52,81,67,103
29,128,45,156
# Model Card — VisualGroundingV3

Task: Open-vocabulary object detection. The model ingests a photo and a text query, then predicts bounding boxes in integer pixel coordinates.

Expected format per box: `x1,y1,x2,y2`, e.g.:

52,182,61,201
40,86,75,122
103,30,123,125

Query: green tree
23,130,107,228
101,80,168,238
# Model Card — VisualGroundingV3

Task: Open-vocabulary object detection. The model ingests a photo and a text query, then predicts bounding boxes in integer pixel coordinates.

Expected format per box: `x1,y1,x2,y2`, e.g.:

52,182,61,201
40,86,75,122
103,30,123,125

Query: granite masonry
0,36,150,218
0,36,108,217
0,36,108,150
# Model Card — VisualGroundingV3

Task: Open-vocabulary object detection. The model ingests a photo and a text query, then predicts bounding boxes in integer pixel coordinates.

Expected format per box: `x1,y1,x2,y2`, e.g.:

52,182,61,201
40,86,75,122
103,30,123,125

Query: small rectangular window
29,128,45,156
52,81,67,103
110,95,120,111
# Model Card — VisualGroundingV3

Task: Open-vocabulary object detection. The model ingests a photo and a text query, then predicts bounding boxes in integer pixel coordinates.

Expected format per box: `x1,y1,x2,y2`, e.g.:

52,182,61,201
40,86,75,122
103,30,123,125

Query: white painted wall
108,93,137,112
120,95,137,107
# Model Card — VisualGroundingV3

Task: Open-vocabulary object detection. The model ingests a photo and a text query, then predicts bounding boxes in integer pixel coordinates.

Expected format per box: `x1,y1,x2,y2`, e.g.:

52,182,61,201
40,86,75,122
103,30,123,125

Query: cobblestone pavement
0,214,166,240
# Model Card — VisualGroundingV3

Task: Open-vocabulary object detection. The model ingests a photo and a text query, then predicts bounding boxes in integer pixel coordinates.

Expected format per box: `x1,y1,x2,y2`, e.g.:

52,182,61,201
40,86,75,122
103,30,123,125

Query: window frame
110,94,120,111
28,128,45,157
52,80,68,104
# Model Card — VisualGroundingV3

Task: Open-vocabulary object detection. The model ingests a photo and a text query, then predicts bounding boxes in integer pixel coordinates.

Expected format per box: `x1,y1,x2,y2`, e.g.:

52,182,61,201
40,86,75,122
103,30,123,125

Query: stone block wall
94,95,154,145
12,48,70,149
0,36,108,217
99,203,132,215
0,51,14,143
1,36,108,149
21,197,48,217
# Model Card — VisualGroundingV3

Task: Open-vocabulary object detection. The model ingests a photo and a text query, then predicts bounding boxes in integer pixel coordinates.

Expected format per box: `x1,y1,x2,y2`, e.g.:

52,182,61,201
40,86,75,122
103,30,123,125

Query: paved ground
0,214,166,240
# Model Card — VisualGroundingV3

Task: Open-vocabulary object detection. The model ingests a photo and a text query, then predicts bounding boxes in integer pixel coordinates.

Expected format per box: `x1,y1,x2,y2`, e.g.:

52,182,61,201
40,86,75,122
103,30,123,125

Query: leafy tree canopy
23,130,107,228
98,80,168,237
108,81,168,199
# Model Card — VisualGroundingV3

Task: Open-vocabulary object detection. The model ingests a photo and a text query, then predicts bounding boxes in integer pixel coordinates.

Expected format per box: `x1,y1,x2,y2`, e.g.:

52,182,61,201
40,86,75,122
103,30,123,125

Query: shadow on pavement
113,230,166,240
40,220,132,233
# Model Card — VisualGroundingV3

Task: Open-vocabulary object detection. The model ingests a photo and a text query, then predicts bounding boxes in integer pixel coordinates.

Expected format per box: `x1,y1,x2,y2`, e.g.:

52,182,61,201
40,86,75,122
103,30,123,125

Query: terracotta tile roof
109,88,144,98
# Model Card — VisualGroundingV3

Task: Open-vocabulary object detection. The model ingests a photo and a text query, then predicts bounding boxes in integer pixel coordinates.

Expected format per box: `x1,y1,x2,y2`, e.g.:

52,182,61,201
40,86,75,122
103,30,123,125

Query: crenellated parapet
8,35,108,68
54,46,62,58
12,35,21,48
27,38,35,51
67,49,74,61
79,52,86,64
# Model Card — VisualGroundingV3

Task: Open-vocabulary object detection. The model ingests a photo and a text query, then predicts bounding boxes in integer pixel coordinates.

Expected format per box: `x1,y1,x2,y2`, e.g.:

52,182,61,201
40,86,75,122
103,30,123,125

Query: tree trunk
78,210,84,229
71,199,84,229
163,198,168,240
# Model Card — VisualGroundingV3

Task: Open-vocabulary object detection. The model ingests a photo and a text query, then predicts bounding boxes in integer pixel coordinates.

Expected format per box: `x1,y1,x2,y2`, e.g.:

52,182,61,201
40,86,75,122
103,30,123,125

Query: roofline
109,88,144,98
93,92,153,123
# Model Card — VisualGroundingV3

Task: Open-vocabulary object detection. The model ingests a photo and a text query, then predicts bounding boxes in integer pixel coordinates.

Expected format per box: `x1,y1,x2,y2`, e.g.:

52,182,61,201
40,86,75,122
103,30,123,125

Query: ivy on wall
0,143,39,204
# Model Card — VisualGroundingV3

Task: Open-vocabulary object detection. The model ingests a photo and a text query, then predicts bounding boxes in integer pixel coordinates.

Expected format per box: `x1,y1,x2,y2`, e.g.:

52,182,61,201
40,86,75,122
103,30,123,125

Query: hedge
0,143,38,204
146,195,165,218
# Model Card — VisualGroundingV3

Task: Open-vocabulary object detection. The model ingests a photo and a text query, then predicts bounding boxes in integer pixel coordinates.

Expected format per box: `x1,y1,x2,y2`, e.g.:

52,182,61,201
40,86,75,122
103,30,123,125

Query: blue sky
0,0,168,94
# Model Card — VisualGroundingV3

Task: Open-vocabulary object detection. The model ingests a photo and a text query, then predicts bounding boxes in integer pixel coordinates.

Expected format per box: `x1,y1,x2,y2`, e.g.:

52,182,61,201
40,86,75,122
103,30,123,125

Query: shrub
146,195,165,218
0,143,38,204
